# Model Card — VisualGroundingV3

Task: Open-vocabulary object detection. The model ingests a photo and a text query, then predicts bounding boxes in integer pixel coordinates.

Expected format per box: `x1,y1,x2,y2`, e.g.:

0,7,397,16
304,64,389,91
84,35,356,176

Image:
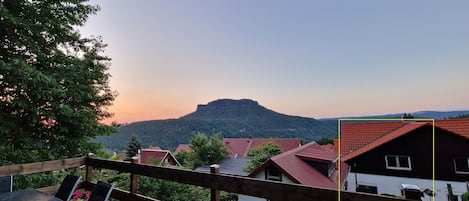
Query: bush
462,191,469,201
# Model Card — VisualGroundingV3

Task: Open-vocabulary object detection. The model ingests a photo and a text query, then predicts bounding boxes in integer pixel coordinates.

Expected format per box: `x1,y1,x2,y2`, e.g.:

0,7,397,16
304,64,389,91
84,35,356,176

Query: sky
79,0,469,124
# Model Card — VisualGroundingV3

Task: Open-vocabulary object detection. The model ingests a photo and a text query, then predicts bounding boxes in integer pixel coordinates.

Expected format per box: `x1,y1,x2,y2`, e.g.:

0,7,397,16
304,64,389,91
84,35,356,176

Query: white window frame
385,155,412,170
266,168,282,182
454,157,469,174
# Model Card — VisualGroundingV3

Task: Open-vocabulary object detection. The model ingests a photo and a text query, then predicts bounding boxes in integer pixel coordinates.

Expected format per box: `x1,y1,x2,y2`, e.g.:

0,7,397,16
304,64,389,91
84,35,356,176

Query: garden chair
55,174,81,201
88,181,114,201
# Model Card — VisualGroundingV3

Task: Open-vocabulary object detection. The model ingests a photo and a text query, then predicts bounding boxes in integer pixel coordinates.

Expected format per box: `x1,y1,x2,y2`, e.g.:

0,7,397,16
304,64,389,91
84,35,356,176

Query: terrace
0,156,411,201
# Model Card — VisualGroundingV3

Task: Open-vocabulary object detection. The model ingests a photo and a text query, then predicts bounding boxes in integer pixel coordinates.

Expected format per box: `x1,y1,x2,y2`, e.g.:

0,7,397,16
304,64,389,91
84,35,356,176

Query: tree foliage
126,134,141,160
246,141,283,173
0,0,116,164
449,114,469,119
189,132,229,169
315,137,333,145
463,191,469,201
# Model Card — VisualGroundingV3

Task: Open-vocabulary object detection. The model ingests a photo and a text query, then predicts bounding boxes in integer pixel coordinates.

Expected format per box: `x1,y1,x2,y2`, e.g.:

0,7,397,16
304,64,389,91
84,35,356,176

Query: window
385,155,411,170
356,184,378,194
454,157,469,174
265,167,282,181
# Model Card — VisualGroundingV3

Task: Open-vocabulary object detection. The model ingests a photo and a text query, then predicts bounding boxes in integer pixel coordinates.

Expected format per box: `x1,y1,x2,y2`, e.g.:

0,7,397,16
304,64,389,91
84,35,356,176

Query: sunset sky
80,1,469,124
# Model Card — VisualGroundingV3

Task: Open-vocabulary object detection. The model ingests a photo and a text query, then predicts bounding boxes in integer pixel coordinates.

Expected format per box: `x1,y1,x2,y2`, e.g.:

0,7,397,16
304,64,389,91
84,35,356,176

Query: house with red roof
174,144,191,155
140,148,181,167
238,142,348,201
174,137,301,159
339,119,469,200
224,137,302,159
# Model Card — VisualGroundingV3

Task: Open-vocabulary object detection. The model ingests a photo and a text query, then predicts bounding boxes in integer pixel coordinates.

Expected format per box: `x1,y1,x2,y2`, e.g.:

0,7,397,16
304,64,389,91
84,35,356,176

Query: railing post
130,156,139,194
86,153,94,182
210,164,220,201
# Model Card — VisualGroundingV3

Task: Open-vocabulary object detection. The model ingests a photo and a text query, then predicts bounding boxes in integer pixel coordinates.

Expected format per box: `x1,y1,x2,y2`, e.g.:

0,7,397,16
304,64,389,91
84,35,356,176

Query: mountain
319,110,469,121
95,99,336,151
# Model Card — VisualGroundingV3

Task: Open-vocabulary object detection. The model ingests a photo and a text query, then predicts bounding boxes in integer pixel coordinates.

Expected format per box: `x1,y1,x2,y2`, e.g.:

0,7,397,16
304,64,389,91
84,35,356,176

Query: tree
449,114,469,119
126,135,141,160
315,137,333,145
189,132,229,169
0,0,116,164
246,141,283,173
463,192,469,201
174,149,192,167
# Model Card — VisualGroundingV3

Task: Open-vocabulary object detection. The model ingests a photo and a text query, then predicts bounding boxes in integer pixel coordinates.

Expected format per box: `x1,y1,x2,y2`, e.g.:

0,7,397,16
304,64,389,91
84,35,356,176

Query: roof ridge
271,142,314,161
243,139,253,158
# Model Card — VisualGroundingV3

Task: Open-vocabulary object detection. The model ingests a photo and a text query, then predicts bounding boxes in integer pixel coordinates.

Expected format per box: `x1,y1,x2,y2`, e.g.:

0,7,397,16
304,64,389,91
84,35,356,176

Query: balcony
0,156,410,201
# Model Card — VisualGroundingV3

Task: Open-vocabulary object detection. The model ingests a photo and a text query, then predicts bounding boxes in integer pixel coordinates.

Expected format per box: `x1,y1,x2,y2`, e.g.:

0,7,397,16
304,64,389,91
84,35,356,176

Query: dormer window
454,157,469,174
265,167,282,181
385,155,411,170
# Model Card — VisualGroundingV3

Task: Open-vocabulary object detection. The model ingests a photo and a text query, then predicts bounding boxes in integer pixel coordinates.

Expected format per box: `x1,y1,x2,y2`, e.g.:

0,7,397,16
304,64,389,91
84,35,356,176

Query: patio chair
54,174,81,201
88,181,114,201
0,175,13,193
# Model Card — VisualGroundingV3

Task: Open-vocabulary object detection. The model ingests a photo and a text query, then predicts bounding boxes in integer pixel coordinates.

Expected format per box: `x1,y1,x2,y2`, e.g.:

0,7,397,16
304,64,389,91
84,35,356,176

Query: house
340,119,469,200
139,148,181,167
174,137,302,159
223,137,302,159
239,141,348,201
174,144,191,155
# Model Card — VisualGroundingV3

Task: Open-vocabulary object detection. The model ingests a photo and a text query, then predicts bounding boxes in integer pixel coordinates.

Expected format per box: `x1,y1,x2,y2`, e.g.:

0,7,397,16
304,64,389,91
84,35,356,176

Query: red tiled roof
340,119,469,162
296,143,338,163
435,119,469,139
175,138,301,159
340,121,406,155
342,122,428,161
140,149,169,164
320,144,335,153
224,138,251,158
224,138,302,159
174,144,191,154
249,142,348,189
250,138,301,153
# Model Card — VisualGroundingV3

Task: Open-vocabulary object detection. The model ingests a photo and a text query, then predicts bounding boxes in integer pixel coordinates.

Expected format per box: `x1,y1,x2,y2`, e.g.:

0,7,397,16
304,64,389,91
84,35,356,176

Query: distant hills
95,99,469,151
95,99,335,151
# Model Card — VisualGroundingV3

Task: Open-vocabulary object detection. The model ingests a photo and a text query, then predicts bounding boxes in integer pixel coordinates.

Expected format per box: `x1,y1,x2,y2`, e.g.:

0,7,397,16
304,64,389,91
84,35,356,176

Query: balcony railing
0,156,410,201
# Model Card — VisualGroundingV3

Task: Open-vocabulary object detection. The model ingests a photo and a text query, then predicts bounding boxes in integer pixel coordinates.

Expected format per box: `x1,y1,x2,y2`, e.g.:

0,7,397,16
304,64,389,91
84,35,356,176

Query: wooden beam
0,157,85,176
37,184,60,195
85,158,409,201
210,165,220,201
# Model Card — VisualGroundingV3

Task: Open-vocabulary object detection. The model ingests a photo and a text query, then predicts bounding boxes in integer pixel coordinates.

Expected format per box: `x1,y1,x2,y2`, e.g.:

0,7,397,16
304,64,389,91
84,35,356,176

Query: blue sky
80,0,469,123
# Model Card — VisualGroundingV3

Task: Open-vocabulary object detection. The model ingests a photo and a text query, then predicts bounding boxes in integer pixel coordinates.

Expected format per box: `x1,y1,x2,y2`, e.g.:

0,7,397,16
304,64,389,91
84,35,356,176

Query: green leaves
245,141,283,173
126,135,141,159
184,132,229,169
0,0,116,165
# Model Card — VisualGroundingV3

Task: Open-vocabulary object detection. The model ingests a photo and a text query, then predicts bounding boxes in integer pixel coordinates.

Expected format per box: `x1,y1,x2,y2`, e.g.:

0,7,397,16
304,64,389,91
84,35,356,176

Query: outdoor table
0,189,63,201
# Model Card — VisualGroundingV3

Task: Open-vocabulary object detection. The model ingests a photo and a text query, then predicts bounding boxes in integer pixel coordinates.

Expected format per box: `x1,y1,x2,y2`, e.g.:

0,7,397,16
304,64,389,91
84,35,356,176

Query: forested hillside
95,99,336,151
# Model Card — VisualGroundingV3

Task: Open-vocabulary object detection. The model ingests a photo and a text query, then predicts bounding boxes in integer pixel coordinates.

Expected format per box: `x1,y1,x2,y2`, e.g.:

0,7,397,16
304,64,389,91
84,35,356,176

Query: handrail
0,157,409,201
85,157,408,201
0,157,85,177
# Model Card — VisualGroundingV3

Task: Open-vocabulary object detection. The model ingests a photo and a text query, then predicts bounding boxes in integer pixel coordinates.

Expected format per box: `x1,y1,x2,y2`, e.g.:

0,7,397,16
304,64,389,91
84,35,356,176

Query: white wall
238,170,295,201
346,172,468,201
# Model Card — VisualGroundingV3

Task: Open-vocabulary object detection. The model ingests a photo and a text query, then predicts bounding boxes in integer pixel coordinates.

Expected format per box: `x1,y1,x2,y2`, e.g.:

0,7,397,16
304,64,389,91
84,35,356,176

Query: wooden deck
0,156,411,201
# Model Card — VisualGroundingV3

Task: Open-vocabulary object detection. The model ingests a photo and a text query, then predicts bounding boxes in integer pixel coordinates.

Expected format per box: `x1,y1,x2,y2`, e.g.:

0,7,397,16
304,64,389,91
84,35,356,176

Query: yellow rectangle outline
337,118,435,201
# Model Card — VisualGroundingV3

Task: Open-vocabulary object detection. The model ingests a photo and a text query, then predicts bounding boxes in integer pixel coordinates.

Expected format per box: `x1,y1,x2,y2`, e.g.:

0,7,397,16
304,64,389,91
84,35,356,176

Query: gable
249,142,348,190
340,119,469,162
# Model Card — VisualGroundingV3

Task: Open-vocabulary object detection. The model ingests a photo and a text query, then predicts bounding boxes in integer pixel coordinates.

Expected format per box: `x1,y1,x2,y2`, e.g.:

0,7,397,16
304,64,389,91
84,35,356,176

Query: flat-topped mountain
96,99,335,151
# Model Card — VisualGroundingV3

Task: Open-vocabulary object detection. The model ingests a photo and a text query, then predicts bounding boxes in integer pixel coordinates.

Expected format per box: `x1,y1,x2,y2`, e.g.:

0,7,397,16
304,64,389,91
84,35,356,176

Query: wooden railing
0,157,410,201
